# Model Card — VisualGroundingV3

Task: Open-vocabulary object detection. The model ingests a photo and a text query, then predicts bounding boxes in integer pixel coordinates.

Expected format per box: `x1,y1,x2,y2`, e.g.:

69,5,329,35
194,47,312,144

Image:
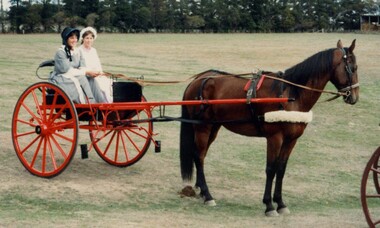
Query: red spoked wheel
89,97,153,167
361,146,380,227
12,82,78,178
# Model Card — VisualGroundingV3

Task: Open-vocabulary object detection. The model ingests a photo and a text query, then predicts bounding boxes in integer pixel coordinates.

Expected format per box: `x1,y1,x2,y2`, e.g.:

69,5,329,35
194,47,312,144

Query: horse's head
331,39,359,105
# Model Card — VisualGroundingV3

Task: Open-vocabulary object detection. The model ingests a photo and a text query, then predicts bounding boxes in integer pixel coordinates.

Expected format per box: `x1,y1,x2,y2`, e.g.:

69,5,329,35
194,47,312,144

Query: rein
103,68,358,102
102,72,196,86
236,72,359,102
258,74,347,96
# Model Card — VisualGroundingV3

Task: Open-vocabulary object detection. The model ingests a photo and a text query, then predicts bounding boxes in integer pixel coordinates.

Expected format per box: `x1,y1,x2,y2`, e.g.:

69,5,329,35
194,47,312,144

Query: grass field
0,33,379,227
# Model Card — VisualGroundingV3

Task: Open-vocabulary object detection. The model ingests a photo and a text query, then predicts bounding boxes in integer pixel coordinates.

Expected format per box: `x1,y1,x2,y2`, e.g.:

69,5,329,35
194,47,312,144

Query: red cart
11,61,291,178
361,146,380,227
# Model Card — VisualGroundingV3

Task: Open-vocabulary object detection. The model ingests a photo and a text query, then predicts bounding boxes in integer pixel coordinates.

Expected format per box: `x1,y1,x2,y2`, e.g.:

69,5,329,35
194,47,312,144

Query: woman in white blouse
79,27,113,103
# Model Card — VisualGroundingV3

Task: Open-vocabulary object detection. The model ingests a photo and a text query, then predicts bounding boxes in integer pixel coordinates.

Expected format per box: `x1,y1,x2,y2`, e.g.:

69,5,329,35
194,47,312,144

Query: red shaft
75,98,293,110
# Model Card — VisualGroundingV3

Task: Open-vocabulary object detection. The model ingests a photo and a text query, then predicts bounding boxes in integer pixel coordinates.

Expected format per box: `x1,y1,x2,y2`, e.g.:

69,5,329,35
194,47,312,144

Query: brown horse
179,40,359,216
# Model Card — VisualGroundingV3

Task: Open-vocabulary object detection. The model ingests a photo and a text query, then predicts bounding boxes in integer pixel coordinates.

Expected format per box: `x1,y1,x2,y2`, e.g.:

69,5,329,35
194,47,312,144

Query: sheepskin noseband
264,111,313,123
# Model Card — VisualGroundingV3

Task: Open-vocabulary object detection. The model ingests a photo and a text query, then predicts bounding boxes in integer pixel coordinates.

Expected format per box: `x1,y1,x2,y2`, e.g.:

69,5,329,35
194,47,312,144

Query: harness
193,72,265,125
195,76,213,118
245,71,265,104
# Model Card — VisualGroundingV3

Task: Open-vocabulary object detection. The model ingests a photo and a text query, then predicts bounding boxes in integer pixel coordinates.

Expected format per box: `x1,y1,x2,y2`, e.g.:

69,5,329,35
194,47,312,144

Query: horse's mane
283,48,335,97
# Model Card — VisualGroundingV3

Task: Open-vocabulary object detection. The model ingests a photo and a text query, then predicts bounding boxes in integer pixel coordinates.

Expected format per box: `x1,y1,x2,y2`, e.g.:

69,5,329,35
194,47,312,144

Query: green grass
1,33,379,227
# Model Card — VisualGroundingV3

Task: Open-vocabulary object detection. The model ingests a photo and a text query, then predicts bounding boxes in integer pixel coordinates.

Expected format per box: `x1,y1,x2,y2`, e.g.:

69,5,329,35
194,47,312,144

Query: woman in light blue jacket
50,27,106,104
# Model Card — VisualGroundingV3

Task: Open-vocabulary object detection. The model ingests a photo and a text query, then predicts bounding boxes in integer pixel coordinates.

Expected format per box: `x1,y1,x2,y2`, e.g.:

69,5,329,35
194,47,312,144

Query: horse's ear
337,40,343,49
349,39,356,52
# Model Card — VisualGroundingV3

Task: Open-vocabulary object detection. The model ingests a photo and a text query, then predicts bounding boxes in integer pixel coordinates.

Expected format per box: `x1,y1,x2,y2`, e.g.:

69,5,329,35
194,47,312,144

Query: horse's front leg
263,160,278,216
273,139,297,215
273,159,290,214
263,135,282,216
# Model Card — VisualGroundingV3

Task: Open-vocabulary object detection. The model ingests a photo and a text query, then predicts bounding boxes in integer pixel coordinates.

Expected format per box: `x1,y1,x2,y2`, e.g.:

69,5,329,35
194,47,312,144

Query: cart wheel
12,82,78,178
89,96,153,167
361,146,380,227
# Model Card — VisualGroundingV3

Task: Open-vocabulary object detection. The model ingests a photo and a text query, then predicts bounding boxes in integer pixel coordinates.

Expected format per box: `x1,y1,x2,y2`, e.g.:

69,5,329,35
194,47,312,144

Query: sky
2,1,10,10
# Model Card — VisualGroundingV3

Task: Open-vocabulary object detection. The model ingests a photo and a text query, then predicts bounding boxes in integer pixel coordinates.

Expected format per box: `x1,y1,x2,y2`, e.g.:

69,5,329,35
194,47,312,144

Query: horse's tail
180,105,195,183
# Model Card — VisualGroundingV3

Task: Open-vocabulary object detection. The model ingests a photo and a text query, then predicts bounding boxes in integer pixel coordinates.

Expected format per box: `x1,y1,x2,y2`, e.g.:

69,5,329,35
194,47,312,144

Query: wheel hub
35,124,48,136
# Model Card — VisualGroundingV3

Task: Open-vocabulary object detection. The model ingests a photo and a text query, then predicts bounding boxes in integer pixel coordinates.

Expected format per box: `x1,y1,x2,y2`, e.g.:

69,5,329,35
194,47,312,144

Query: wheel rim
373,151,380,194
361,147,380,227
89,97,153,167
12,82,78,178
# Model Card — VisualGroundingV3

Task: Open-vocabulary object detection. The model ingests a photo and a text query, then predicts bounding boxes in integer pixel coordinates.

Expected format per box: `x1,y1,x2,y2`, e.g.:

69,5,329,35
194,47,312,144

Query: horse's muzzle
343,90,359,105
340,83,359,105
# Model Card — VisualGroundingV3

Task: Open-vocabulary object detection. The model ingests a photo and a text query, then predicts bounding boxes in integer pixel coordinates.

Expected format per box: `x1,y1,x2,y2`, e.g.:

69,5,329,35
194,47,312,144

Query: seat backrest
113,81,142,102
36,59,55,80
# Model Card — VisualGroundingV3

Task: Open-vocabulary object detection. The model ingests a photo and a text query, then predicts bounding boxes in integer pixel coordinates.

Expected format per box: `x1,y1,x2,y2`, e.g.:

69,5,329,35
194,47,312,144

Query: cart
361,146,380,227
11,61,292,178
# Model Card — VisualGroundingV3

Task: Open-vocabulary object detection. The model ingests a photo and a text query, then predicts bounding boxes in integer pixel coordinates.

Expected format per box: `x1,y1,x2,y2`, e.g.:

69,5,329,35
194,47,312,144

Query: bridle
338,48,359,100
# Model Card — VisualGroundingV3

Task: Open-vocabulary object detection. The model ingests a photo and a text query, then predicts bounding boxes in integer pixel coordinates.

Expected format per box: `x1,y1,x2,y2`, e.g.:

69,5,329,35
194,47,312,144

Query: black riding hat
61,27,80,45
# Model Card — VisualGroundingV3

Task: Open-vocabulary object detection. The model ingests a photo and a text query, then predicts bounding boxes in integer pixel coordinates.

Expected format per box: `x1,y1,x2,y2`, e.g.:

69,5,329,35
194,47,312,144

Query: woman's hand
86,71,101,77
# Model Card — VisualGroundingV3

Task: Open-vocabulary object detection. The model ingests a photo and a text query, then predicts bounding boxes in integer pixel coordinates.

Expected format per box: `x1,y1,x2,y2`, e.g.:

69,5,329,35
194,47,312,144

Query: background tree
85,13,99,28
62,0,80,17
9,0,26,33
40,0,56,32
150,0,166,32
4,0,378,33
98,0,116,32
24,2,42,32
277,2,296,32
336,0,374,30
178,0,190,32
0,0,6,33
130,0,151,32
113,0,132,32
52,11,65,32
81,0,99,19
163,0,180,31
64,15,83,27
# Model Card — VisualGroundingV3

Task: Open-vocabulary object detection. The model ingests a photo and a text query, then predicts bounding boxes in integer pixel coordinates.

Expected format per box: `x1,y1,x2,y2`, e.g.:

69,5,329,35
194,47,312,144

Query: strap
246,71,262,104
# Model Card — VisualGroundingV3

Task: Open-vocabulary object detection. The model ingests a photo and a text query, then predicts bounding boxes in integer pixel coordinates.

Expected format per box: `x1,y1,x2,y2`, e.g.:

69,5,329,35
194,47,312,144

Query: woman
79,27,113,103
49,27,107,104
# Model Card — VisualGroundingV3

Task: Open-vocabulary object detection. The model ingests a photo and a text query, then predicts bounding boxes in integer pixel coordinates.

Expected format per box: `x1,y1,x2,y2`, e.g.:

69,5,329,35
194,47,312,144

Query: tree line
0,0,379,34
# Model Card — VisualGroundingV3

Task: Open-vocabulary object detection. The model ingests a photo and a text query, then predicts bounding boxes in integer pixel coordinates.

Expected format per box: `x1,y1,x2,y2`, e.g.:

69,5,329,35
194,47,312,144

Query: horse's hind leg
193,124,220,206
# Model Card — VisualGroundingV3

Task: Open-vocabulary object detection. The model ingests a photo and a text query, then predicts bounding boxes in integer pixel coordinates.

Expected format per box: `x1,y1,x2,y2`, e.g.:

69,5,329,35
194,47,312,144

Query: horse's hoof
265,210,279,217
204,199,217,206
278,207,290,215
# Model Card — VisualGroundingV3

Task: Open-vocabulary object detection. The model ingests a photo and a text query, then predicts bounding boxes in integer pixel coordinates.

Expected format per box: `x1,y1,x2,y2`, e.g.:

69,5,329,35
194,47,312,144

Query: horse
179,40,359,216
